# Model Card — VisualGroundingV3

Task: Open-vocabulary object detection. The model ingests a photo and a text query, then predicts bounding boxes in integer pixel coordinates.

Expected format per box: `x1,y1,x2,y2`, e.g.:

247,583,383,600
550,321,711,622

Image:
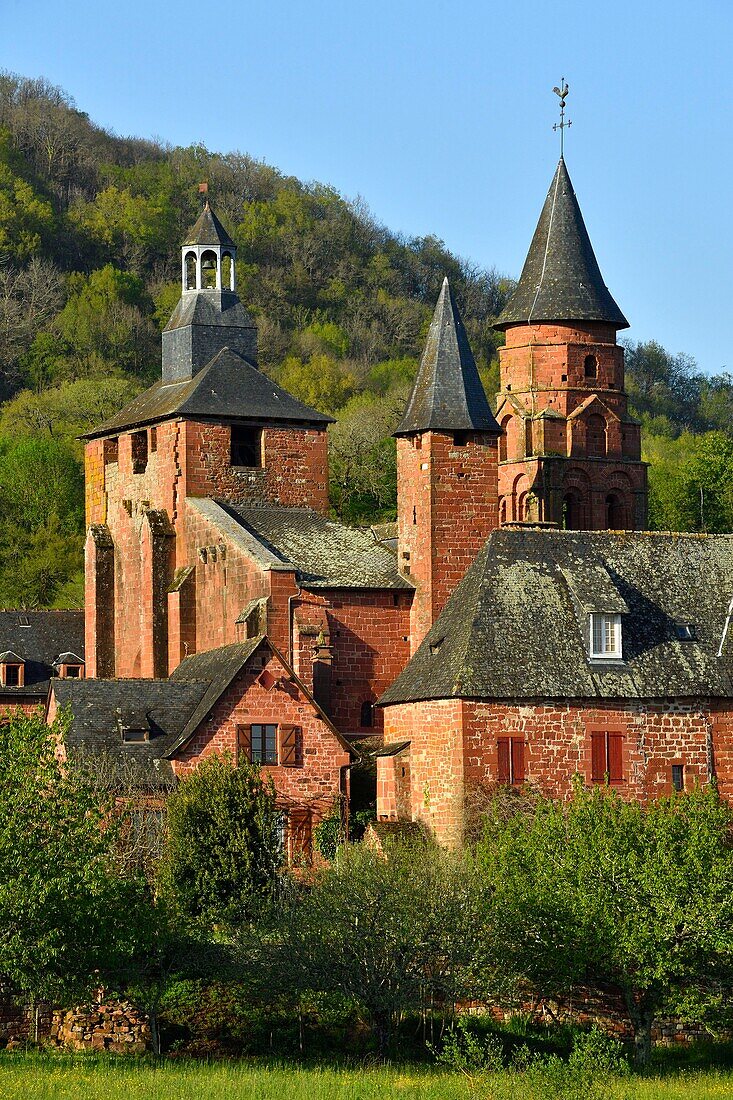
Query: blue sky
3,0,733,374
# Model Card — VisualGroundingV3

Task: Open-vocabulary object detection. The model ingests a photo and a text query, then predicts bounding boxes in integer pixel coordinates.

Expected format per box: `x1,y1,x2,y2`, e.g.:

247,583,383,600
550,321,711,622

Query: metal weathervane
553,79,571,155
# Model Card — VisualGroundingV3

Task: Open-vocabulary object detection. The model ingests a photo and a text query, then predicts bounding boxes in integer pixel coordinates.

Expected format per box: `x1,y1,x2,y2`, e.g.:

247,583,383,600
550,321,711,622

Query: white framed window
590,613,622,659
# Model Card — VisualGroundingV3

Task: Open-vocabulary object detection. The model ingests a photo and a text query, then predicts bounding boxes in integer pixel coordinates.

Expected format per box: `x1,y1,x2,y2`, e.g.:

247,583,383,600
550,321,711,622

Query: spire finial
552,78,571,156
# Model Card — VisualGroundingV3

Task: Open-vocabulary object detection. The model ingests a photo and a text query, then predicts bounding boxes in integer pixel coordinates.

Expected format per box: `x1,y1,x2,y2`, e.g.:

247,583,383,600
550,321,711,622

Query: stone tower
395,278,501,652
494,158,647,530
83,200,333,680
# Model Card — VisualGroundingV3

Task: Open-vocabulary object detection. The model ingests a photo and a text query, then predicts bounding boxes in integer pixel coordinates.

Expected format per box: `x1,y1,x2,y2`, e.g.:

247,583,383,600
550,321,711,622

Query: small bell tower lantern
181,183,237,294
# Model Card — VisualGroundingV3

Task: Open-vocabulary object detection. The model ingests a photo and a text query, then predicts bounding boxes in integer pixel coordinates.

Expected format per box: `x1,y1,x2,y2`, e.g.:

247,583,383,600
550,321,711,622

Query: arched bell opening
221,251,234,291
184,251,197,290
200,249,219,290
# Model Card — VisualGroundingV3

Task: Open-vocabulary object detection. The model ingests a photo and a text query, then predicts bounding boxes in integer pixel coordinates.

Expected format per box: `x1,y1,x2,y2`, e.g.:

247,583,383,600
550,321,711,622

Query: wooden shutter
607,733,624,783
237,724,252,764
497,739,511,783
278,724,298,766
591,732,606,782
511,739,526,784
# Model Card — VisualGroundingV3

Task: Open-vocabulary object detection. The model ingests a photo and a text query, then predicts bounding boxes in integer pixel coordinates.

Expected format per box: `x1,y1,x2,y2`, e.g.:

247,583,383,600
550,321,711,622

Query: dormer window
590,613,622,660
54,653,85,680
231,426,263,468
0,653,24,688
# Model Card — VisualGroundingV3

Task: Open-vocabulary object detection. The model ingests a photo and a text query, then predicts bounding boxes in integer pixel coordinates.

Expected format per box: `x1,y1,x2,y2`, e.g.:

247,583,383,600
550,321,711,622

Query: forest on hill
0,71,732,608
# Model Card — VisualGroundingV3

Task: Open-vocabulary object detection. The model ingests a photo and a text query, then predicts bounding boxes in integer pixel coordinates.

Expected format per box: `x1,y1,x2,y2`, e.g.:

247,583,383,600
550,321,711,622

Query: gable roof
52,677,210,786
0,610,84,697
496,158,629,331
169,636,356,759
183,202,236,248
212,501,414,590
83,347,333,438
167,637,264,753
395,278,500,436
380,529,733,705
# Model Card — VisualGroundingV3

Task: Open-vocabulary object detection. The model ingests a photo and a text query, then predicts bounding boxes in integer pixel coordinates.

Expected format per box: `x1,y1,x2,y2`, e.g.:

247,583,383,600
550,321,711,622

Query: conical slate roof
394,278,500,436
183,202,236,249
496,158,628,330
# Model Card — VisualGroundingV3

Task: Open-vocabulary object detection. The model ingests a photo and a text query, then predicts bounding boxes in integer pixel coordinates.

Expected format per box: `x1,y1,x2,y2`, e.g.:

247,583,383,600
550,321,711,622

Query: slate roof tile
217,502,414,590
395,278,500,436
0,610,84,697
380,530,733,704
84,347,333,438
496,158,629,330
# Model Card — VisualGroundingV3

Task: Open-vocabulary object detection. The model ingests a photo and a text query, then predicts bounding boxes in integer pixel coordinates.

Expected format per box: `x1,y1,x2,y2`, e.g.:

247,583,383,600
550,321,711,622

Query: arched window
606,493,626,530
200,249,218,289
184,251,197,290
517,491,528,522
584,354,597,379
562,491,582,530
499,498,507,525
360,701,374,728
586,413,607,458
499,415,511,462
221,251,233,290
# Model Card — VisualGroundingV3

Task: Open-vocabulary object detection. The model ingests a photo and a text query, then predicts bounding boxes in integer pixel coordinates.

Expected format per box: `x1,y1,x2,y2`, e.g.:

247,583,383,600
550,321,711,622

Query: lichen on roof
380,529,733,705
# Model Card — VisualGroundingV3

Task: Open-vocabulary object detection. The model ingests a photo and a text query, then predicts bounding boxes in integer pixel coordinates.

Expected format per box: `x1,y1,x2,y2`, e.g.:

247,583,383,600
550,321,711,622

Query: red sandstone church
4,157,733,850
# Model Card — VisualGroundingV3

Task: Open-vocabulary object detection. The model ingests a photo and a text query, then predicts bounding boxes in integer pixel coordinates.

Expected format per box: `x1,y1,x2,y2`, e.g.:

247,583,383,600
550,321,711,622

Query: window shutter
278,724,298,766
497,739,510,783
237,724,252,764
591,732,606,782
511,739,526,784
608,733,624,782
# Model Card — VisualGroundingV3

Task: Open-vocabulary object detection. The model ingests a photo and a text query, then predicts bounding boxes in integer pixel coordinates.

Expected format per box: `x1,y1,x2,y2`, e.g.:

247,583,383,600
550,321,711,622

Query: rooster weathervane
553,79,571,156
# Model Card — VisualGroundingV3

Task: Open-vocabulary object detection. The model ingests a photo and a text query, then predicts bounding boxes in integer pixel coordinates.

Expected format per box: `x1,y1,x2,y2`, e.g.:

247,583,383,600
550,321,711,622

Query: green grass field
1,1056,733,1100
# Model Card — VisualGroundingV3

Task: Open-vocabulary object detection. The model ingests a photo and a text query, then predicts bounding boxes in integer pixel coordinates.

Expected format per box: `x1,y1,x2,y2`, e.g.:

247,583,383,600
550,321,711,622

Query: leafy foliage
474,786,733,1066
0,710,147,1003
158,754,282,929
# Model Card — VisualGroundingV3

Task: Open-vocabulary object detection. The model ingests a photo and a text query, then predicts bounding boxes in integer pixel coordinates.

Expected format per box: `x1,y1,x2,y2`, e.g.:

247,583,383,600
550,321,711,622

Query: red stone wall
383,696,725,844
322,589,412,736
497,321,648,530
397,431,498,652
84,415,322,677
172,649,351,850
381,697,466,845
182,421,329,513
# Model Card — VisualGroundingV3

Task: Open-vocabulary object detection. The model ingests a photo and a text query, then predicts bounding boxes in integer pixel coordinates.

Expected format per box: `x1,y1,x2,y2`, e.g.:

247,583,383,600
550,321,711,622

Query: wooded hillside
0,72,731,608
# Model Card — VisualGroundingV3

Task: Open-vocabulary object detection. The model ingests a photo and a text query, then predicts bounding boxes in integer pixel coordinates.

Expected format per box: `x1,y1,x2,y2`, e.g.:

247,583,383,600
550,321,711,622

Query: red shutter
237,724,252,764
497,739,511,783
608,733,624,783
278,724,298,766
511,739,526,784
591,732,606,782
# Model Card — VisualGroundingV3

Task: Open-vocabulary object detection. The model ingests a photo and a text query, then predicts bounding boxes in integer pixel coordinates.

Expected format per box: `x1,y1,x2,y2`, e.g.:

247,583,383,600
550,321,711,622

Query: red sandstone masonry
397,431,498,653
172,651,351,853
497,321,648,529
383,697,721,845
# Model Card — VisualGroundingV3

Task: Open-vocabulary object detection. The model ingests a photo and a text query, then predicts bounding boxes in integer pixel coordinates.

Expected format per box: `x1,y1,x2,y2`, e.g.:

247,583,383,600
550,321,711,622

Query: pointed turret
496,158,628,331
395,277,500,436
